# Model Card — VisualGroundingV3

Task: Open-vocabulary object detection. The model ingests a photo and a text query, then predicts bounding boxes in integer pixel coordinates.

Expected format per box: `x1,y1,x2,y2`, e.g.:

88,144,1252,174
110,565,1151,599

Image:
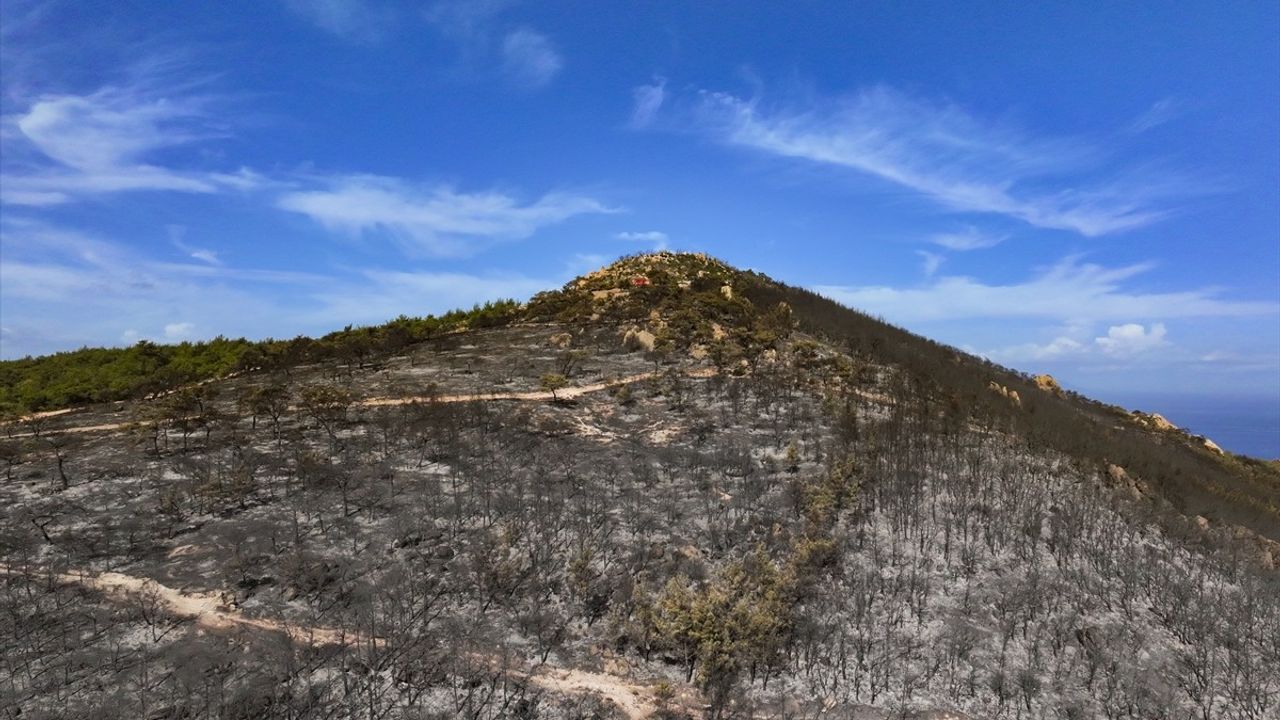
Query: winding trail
0,566,358,646
6,368,719,438
0,565,693,719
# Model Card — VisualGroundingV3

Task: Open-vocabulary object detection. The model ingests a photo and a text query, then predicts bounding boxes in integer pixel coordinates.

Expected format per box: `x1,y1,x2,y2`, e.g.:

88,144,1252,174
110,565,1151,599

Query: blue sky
1,1,1278,402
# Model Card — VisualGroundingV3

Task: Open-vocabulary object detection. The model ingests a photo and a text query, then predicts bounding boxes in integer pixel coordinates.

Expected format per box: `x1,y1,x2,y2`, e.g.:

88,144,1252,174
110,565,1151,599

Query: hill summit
2,252,1278,720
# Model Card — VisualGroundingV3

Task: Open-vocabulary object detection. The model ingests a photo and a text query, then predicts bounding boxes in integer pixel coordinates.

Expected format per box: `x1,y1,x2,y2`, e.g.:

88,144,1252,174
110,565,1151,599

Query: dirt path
0,566,357,646
521,666,660,719
363,370,661,407
0,565,694,719
9,367,719,438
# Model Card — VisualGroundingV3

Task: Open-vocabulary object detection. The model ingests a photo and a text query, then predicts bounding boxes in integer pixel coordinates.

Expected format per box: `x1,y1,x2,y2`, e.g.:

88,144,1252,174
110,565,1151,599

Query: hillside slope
2,253,1277,720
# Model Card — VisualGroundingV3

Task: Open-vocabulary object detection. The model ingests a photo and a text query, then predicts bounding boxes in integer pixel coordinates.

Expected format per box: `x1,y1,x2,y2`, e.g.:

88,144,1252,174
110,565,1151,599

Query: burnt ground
2,320,1277,720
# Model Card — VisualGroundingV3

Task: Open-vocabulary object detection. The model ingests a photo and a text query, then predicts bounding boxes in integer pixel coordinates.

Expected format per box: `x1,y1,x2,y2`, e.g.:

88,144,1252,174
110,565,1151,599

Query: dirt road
7,368,720,438
0,565,690,719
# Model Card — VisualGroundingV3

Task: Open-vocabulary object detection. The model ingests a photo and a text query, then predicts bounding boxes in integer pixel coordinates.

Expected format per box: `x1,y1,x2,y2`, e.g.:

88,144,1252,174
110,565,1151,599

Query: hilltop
2,253,1278,719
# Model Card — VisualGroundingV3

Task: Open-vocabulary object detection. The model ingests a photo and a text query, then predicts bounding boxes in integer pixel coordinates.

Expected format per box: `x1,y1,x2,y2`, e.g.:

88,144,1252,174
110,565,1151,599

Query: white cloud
424,0,513,37
425,2,560,89
1128,98,1178,134
692,86,1193,236
167,224,221,265
916,250,944,277
501,29,562,88
1095,322,1168,356
0,220,321,357
630,78,666,128
189,249,219,265
987,322,1172,365
277,175,613,256
0,219,567,358
282,0,393,42
615,230,669,251
1,82,261,205
988,336,1087,362
813,256,1278,324
930,226,1007,251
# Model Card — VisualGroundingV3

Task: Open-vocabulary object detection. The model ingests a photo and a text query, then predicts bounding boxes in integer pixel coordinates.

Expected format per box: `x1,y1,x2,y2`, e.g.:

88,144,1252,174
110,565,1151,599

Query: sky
1,1,1278,406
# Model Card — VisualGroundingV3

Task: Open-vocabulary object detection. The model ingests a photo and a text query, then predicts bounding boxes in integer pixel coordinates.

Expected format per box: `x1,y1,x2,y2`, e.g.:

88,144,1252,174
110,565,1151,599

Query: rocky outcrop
547,332,573,349
1105,463,1148,502
988,380,1022,407
1107,464,1128,484
1133,412,1177,432
1033,374,1063,396
1202,437,1224,454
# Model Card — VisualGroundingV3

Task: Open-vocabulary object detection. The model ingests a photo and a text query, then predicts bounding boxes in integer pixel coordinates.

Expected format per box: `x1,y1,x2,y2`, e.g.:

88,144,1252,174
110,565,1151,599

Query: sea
1098,392,1280,460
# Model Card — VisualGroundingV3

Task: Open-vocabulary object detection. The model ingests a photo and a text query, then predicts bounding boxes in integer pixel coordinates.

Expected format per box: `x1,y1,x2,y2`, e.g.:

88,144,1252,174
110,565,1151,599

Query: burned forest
3,253,1278,720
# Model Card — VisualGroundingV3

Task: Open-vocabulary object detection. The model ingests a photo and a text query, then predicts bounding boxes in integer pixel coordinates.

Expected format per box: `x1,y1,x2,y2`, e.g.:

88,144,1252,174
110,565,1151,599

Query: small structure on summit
631,275,651,287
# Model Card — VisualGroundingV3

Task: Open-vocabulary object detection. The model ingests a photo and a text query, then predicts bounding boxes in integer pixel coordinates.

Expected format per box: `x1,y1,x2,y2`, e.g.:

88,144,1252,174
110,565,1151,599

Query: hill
2,252,1277,719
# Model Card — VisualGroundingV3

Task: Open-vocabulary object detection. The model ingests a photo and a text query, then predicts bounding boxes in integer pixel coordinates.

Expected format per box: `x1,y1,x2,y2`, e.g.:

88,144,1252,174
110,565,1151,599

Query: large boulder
622,327,656,352
1033,374,1063,396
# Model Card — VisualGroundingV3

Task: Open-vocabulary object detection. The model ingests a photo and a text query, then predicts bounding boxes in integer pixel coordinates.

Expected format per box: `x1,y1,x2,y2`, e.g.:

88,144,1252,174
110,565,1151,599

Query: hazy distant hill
2,253,1277,719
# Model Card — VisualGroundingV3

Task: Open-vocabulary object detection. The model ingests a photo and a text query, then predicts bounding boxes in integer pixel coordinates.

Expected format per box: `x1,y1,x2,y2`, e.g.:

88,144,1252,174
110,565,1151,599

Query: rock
988,381,1021,407
1195,515,1210,530
591,288,626,302
1259,540,1279,571
1133,412,1178,432
720,284,733,299
547,332,573,349
1107,464,1128,484
1034,374,1063,396
1107,464,1144,500
622,327,655,352
1203,437,1224,454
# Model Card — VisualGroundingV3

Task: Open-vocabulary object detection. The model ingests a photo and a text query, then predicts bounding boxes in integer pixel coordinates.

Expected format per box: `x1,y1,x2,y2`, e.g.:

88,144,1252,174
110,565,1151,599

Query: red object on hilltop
631,276,650,286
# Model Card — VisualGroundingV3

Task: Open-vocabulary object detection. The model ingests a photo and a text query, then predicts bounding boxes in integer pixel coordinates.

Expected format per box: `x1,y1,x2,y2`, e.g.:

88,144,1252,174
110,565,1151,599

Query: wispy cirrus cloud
1,81,263,206
1127,98,1179,134
630,78,666,128
500,28,562,88
0,218,558,358
916,250,944,277
0,218,320,356
929,226,1007,251
813,256,1277,324
281,0,397,42
425,1,563,89
672,85,1197,236
277,174,614,256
